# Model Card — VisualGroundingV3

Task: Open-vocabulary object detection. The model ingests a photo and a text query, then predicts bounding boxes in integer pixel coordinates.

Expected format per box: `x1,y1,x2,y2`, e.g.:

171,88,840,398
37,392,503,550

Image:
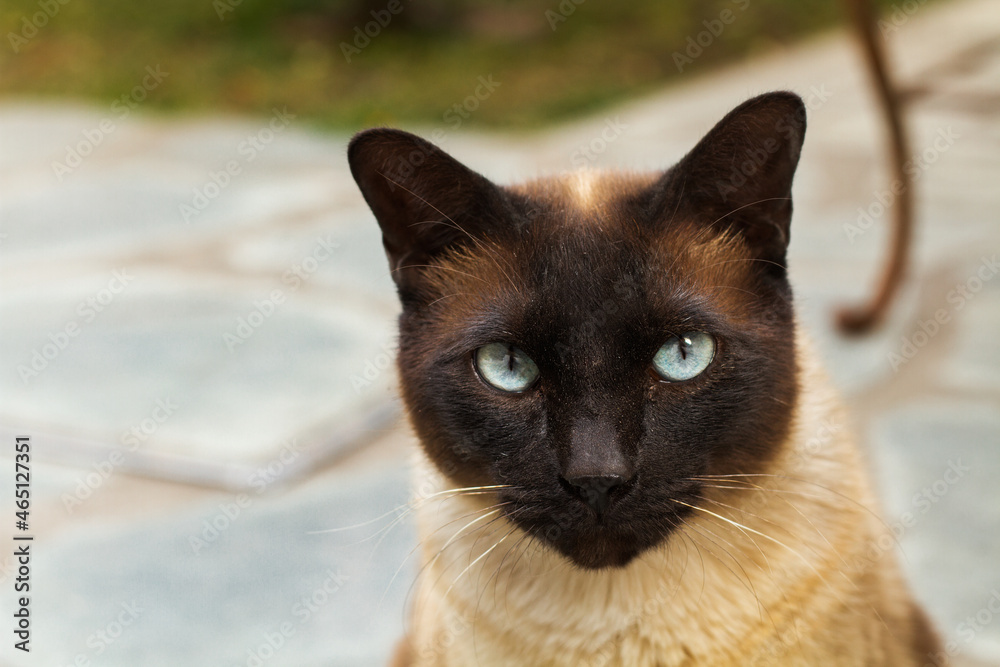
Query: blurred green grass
0,0,899,131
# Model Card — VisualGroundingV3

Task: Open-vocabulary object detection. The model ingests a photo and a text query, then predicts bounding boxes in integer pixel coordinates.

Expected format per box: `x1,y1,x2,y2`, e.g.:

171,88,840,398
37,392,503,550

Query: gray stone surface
0,108,401,489
28,463,414,667
0,0,998,664
872,401,1000,656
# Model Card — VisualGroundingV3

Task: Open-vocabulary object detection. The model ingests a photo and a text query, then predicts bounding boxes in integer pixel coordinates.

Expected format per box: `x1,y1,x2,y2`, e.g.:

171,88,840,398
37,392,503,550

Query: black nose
562,474,628,516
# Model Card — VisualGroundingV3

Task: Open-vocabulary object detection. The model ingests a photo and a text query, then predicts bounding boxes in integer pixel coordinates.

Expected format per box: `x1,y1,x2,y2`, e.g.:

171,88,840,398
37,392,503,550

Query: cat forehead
420,189,757,330
509,169,660,220
507,168,755,283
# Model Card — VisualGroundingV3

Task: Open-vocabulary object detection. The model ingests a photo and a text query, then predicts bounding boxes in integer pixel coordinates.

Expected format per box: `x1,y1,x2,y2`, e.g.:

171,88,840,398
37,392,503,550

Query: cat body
348,92,940,666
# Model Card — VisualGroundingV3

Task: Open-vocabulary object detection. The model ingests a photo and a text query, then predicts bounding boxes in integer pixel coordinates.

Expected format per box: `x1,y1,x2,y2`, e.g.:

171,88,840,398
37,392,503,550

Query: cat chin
558,544,646,570
518,515,672,570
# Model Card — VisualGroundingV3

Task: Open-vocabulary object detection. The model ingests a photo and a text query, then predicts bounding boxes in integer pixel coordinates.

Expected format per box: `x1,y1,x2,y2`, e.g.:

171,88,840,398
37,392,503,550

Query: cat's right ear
348,128,505,298
658,92,807,270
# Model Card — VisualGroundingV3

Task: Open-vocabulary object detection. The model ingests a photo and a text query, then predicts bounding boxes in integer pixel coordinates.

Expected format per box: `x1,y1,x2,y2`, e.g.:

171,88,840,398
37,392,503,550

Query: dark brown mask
349,92,806,569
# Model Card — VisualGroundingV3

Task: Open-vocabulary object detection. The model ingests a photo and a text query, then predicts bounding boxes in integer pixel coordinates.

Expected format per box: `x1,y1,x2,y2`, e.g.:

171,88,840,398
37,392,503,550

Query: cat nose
562,474,629,516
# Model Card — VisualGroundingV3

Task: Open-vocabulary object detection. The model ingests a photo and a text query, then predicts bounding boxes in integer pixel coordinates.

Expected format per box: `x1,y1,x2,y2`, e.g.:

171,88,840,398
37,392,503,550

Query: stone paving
0,0,998,664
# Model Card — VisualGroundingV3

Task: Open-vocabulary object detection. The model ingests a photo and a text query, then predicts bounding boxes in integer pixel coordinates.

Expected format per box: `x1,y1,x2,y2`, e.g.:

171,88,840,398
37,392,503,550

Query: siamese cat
348,92,941,666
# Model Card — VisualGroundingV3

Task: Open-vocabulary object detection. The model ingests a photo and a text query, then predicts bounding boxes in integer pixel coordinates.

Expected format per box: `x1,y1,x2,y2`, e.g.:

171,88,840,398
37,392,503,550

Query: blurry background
1,0,998,665
0,0,888,128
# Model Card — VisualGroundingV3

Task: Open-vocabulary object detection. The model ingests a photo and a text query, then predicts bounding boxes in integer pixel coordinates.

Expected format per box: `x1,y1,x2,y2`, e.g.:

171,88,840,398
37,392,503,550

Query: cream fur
569,170,598,210
399,331,931,666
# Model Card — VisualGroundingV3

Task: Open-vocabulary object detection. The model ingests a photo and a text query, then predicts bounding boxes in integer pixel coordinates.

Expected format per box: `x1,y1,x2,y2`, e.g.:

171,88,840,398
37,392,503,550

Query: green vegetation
0,0,898,131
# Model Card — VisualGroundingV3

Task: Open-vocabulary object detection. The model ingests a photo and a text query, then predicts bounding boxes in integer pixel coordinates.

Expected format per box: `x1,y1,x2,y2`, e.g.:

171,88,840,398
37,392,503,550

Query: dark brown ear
659,92,806,269
348,128,507,299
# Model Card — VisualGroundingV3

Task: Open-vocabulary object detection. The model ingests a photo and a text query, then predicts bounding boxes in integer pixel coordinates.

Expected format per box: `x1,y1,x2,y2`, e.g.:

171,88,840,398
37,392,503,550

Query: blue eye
652,332,715,382
474,343,539,392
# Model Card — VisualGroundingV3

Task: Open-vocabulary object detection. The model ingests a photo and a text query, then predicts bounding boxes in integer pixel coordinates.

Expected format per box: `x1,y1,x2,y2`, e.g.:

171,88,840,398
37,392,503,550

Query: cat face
350,92,806,569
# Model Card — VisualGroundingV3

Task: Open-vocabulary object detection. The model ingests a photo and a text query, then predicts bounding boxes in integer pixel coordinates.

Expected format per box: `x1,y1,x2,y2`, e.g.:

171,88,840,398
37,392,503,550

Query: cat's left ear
348,128,507,298
660,91,806,267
